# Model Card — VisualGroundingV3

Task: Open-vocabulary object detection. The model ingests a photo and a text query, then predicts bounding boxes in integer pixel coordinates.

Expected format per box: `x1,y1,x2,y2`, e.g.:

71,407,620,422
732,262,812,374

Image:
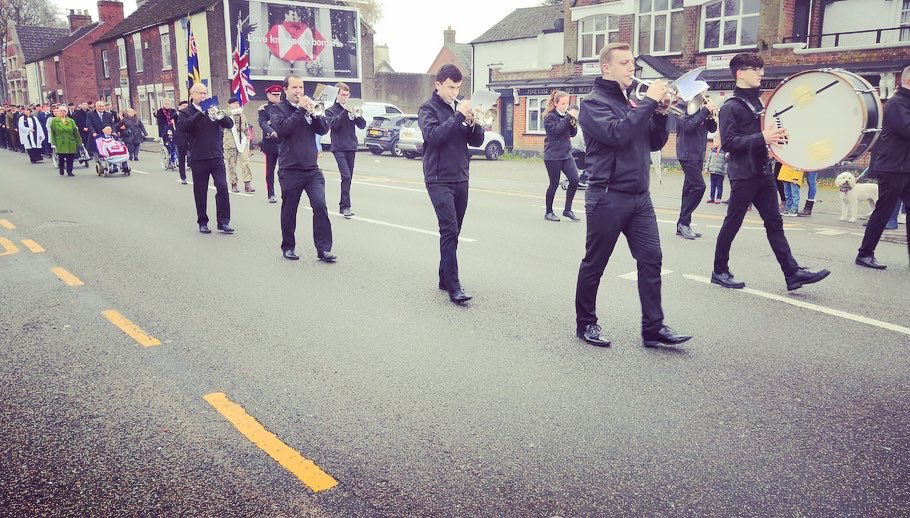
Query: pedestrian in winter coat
50,106,81,176
118,108,148,161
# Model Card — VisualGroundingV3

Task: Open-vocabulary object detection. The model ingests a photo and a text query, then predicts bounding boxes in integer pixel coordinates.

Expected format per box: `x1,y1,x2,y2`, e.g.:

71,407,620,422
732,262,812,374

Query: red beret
265,85,283,94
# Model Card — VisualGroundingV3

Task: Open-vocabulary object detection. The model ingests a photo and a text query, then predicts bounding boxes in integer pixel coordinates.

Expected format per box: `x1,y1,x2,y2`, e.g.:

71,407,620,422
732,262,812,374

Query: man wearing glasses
710,53,830,291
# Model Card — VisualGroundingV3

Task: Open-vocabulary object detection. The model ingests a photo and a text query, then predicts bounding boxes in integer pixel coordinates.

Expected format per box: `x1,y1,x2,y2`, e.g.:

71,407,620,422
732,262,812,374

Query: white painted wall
474,32,564,91
821,0,906,46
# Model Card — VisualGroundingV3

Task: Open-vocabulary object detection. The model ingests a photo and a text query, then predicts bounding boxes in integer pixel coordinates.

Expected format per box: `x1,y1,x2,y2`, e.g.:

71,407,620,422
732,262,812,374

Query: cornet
630,77,684,116
344,99,364,119
207,106,227,121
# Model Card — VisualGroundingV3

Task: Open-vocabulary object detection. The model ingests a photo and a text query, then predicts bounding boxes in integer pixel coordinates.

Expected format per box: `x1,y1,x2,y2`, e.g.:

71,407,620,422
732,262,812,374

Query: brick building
5,24,69,105
427,27,473,77
25,3,125,105
477,0,910,156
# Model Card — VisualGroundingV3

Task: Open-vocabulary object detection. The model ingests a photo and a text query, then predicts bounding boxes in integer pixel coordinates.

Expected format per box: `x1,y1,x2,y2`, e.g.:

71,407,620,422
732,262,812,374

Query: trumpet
207,106,227,121
630,77,685,116
465,106,497,127
344,99,364,119
567,110,579,128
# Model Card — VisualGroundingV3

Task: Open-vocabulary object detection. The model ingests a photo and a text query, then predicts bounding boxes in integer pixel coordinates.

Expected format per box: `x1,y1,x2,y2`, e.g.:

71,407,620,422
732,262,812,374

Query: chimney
443,26,456,45
374,44,390,66
68,9,93,32
97,0,125,26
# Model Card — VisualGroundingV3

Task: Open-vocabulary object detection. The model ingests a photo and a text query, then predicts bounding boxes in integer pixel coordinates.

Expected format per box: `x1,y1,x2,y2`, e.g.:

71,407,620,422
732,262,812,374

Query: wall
474,33,564,91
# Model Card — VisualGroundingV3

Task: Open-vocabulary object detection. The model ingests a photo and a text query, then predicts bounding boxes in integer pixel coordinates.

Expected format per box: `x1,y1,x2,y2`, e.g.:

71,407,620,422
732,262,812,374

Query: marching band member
674,91,718,239
177,83,235,235
855,64,910,270
574,42,691,349
542,90,580,222
418,64,485,305
259,84,283,203
710,53,829,290
325,82,366,218
269,74,335,262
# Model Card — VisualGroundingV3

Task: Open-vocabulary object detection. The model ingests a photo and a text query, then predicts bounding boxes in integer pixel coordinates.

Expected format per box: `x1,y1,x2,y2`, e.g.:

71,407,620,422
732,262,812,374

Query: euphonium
686,92,716,117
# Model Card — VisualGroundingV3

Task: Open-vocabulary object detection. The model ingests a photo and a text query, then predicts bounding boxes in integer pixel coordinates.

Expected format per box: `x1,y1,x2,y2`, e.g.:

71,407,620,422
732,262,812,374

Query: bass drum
763,69,881,171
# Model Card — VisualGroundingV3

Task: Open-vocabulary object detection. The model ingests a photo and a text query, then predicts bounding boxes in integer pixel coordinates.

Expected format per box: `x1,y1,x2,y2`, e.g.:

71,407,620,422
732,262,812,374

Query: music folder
469,90,501,110
199,96,219,112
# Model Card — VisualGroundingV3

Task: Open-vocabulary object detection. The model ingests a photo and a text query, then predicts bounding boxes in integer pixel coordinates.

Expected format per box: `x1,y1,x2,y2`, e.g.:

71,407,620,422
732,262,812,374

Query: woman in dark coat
118,108,148,161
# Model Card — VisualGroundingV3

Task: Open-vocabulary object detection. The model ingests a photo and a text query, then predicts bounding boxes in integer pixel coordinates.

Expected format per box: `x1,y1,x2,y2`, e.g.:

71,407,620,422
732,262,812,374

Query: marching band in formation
3,44,908,348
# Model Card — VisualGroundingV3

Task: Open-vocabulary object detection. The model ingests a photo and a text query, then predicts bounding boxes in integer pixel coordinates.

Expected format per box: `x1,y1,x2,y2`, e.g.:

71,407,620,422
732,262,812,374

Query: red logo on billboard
266,22,326,63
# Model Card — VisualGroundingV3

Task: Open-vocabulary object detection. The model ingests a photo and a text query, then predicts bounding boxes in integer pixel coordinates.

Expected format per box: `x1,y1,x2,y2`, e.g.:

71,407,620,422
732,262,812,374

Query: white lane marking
619,269,673,280
299,206,476,243
816,228,851,236
131,170,151,175
684,274,910,337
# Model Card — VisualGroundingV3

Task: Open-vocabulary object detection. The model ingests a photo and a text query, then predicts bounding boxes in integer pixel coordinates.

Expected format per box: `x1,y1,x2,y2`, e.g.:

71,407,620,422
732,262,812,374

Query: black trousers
575,187,664,335
858,172,910,258
0,128,8,148
427,181,469,291
9,130,19,151
678,159,706,226
190,158,230,227
544,158,578,214
333,150,356,210
264,152,278,198
177,145,188,181
713,175,799,276
280,170,332,253
57,153,74,174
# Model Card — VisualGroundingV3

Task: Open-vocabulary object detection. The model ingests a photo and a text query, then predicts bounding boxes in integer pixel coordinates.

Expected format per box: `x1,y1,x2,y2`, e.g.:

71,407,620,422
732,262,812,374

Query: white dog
834,172,878,223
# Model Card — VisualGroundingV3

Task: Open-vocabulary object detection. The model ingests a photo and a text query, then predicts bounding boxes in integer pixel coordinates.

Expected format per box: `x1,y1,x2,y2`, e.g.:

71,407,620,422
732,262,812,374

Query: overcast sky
50,0,542,73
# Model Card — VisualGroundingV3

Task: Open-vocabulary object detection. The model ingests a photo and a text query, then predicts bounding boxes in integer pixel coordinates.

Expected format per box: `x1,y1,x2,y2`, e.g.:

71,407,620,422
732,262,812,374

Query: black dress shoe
577,323,611,347
786,267,830,291
855,255,887,270
282,249,299,260
711,271,745,289
676,224,700,239
643,326,692,348
448,288,472,304
317,251,337,263
199,225,212,234
438,282,447,291
562,210,580,221
217,224,234,234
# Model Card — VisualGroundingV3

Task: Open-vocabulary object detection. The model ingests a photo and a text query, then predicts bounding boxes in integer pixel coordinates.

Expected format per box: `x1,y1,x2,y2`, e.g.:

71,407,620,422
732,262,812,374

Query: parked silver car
398,124,505,160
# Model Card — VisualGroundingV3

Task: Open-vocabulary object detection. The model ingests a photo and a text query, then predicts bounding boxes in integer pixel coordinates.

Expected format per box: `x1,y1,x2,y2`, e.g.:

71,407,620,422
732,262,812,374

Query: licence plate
368,129,381,136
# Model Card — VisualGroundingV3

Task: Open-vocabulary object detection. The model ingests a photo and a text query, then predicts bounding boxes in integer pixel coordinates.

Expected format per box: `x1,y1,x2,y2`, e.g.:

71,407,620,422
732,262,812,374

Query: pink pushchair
94,136,131,176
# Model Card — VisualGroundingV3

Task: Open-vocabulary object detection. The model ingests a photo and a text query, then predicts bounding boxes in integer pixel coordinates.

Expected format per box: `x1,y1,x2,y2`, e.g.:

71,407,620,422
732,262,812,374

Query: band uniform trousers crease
544,158,579,214
678,159,706,226
427,181,469,291
280,169,333,253
265,152,278,197
333,150,356,210
858,173,910,256
191,158,231,226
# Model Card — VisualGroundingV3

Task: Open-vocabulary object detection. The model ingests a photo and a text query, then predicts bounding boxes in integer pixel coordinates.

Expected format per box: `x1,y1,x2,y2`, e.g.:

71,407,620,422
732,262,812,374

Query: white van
321,101,403,149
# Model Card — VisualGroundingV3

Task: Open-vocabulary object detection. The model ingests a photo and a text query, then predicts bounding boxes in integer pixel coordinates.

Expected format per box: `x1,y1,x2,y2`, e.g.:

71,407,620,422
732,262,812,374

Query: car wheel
391,140,404,157
403,152,416,159
369,147,383,155
485,141,503,160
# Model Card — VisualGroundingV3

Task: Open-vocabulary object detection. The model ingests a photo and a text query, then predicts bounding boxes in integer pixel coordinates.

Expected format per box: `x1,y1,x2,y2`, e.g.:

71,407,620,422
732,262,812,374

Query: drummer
709,53,830,292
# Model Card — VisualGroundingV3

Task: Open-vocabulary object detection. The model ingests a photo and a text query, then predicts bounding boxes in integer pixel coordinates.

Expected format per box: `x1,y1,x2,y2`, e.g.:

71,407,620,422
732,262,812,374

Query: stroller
94,135,131,176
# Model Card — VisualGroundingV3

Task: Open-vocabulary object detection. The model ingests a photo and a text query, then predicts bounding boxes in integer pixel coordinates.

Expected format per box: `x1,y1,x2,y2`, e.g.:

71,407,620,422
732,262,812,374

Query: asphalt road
1,145,908,516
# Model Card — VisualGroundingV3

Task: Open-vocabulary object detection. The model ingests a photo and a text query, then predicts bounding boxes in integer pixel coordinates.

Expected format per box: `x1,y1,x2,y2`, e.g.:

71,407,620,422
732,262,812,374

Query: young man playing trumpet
270,74,335,262
574,42,692,349
675,93,718,239
711,53,829,290
324,82,366,218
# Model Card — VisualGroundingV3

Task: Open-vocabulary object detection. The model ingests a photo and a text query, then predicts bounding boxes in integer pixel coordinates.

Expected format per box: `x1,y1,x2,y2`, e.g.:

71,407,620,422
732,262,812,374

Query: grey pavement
1,146,908,516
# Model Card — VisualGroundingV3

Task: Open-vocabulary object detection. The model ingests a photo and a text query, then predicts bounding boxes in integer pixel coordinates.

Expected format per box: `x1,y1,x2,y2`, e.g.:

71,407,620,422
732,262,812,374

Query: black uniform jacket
578,77,669,193
871,86,910,174
176,104,233,161
543,110,577,161
675,107,717,161
258,102,279,155
325,103,366,152
418,92,485,183
270,99,329,189
718,87,770,181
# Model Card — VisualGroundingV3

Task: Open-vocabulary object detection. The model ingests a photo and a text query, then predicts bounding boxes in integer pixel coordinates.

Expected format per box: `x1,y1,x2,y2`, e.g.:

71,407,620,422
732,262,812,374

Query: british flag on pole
231,14,255,107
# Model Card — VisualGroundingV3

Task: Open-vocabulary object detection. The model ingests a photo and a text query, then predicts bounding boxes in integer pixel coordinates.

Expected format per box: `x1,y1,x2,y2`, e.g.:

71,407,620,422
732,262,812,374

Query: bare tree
0,0,65,102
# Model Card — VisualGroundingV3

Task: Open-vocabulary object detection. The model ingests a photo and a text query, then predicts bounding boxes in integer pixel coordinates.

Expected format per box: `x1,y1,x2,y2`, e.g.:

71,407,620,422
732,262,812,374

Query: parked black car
364,114,418,157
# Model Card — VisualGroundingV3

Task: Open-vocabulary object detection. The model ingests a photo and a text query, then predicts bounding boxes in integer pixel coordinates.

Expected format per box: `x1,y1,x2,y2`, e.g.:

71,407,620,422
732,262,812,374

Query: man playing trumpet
674,93,718,240
324,82,366,218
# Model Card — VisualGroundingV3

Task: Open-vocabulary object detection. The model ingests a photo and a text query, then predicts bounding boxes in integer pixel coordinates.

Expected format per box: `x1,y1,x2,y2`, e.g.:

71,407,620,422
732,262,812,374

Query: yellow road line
51,267,84,286
21,239,45,253
203,392,339,492
0,237,19,256
0,219,15,229
102,310,161,347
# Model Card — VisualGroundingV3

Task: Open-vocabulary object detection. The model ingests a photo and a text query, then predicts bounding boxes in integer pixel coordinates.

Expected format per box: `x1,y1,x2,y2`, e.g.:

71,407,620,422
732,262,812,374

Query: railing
783,26,909,49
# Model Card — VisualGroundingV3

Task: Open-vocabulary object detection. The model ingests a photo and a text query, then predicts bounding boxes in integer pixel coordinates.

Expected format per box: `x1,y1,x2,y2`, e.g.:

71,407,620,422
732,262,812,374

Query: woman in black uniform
542,90,580,222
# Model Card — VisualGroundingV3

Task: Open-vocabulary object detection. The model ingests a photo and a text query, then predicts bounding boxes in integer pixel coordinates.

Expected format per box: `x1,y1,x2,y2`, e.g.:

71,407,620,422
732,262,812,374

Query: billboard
226,0,362,83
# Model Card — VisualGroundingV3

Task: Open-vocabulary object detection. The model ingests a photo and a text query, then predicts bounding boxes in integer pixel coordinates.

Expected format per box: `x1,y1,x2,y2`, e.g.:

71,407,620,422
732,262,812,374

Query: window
38,61,45,87
526,97,547,133
117,39,127,69
160,27,172,69
901,0,909,41
702,0,760,50
578,15,620,60
133,34,144,72
54,60,61,83
638,0,684,55
101,49,110,78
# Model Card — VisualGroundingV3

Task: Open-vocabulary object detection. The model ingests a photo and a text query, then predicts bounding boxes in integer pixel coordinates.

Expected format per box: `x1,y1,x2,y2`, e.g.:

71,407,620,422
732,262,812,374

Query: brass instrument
464,104,497,127
630,77,685,116
345,98,364,119
567,110,578,128
207,106,227,121
686,92,717,117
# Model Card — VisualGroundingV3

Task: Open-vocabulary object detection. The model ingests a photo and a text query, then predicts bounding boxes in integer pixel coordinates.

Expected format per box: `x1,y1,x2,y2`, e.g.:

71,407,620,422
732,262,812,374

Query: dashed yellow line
102,310,161,347
0,219,15,229
0,237,19,256
21,239,45,253
203,392,339,492
51,267,84,286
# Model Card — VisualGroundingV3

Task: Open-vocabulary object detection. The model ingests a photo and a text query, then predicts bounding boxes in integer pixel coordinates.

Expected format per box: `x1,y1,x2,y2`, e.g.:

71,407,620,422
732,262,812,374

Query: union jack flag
231,17,255,106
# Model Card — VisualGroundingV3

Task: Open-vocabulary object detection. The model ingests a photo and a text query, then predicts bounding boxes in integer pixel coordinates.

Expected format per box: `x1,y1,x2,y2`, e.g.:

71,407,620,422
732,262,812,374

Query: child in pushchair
94,126,131,176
